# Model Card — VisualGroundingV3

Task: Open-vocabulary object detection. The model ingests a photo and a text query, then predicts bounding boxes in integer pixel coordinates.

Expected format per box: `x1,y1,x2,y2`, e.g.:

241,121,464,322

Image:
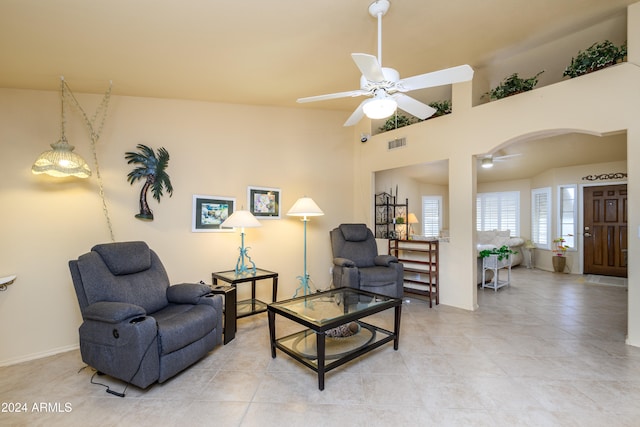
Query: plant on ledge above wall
484,71,544,100
563,40,627,78
378,100,452,132
125,144,173,221
427,100,452,118
378,113,418,132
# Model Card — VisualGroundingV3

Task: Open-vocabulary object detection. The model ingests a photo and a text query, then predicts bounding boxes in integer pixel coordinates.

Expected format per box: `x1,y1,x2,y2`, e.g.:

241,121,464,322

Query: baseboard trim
0,344,79,367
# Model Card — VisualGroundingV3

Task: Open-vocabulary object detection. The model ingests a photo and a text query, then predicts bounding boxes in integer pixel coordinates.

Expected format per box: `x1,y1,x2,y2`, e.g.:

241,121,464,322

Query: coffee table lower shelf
274,321,395,376
237,298,268,318
268,287,402,390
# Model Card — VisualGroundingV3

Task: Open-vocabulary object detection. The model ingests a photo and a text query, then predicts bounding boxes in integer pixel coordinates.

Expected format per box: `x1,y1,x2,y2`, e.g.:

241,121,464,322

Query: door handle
584,232,592,237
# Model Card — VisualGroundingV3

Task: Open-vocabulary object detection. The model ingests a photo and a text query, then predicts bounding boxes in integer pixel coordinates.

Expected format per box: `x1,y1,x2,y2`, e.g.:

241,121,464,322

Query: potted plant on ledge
552,237,568,273
563,40,627,78
378,99,452,132
378,113,417,132
427,100,452,118
483,71,544,100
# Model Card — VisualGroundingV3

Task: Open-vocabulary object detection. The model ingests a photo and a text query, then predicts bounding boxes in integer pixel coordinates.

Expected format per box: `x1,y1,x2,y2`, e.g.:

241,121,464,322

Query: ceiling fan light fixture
481,158,494,169
363,96,397,119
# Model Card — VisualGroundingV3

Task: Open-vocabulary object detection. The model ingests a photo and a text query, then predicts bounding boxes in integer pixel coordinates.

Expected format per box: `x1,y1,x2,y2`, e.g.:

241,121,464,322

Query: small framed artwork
248,186,281,219
192,195,235,232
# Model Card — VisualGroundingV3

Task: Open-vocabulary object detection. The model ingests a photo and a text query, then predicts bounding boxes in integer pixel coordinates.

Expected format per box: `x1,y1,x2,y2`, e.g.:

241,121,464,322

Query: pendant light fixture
31,77,92,178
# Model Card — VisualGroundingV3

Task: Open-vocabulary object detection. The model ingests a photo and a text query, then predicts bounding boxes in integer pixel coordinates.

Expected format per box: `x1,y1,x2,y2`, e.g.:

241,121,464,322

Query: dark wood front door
583,184,627,277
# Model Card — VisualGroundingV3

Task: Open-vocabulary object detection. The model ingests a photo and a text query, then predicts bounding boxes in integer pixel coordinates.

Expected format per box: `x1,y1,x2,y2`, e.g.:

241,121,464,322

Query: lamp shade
362,96,397,120
220,210,262,229
31,77,92,179
407,213,419,224
287,197,324,217
31,138,92,178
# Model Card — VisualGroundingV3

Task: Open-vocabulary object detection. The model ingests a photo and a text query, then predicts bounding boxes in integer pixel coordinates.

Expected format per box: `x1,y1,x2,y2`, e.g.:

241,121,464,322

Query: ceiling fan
296,0,474,127
479,152,523,169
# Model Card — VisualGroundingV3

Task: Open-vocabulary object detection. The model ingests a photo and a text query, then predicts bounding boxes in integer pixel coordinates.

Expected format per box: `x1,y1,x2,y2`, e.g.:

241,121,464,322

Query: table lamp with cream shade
407,212,419,238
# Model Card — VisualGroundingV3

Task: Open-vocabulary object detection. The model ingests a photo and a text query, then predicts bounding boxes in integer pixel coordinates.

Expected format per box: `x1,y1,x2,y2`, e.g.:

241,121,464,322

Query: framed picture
248,186,281,219
192,195,235,232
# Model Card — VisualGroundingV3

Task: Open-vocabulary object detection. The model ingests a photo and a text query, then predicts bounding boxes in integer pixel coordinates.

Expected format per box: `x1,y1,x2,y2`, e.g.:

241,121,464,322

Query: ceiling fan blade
343,100,368,127
397,64,474,92
297,89,368,103
352,53,385,82
395,94,437,120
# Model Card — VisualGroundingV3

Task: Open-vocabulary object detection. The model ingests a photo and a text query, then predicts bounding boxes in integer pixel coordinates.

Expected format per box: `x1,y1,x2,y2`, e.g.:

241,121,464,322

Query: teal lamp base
293,274,311,298
292,218,312,298
234,232,256,276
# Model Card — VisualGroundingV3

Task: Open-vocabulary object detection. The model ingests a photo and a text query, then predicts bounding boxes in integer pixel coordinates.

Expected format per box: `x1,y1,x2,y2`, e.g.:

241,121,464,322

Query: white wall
0,90,355,365
353,18,640,344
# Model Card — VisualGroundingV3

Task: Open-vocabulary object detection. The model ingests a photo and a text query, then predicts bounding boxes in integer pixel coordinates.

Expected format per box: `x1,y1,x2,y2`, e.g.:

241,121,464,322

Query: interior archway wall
353,43,640,344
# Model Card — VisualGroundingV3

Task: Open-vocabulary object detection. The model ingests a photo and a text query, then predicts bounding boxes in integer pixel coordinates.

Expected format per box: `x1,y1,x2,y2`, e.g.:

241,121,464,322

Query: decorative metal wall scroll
581,172,627,181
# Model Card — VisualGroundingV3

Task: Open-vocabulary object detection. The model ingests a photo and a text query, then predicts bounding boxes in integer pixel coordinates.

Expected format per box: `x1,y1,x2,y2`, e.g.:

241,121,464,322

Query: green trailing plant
479,245,518,261
378,113,418,132
484,71,544,100
428,100,452,117
125,144,173,221
378,100,452,132
563,40,627,78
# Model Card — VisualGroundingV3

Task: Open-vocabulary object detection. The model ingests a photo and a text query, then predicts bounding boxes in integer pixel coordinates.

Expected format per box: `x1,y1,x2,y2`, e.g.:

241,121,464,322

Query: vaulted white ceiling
0,0,632,184
0,0,635,110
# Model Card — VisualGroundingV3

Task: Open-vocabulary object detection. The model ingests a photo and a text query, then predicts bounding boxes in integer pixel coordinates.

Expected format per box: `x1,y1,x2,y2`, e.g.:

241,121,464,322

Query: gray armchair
69,241,223,390
330,224,404,298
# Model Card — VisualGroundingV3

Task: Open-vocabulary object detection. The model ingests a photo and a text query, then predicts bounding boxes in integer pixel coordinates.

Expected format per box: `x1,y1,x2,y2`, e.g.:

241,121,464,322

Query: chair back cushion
92,241,151,275
330,224,378,268
74,241,170,314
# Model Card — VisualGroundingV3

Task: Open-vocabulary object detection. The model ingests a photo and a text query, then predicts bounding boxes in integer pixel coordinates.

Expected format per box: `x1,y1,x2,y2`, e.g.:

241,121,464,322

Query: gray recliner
330,224,404,298
69,241,223,390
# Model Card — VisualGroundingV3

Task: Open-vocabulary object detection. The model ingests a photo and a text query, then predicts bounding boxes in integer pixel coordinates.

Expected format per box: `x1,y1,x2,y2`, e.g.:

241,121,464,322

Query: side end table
209,285,237,344
212,268,278,319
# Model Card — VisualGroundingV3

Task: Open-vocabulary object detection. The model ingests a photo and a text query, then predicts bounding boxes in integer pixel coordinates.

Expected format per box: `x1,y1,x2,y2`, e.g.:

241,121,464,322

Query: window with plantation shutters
531,187,551,249
421,196,442,238
476,191,520,236
558,185,576,249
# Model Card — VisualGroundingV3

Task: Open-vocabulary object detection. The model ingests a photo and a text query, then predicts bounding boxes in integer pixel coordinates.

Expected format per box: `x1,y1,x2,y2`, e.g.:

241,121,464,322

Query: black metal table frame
268,288,402,390
212,269,278,319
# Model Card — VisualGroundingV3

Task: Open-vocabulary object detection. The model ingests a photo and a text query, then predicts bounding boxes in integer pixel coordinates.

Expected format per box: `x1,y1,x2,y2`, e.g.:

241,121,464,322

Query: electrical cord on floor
90,370,126,397
84,321,159,398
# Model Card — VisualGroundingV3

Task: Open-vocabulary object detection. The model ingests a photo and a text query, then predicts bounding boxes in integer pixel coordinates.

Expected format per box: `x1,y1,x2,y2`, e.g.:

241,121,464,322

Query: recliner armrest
167,283,213,304
374,255,398,267
83,301,146,324
333,257,356,268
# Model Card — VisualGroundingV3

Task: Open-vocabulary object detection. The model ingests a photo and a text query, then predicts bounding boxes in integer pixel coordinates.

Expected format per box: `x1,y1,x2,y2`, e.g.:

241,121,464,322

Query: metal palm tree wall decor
125,144,173,220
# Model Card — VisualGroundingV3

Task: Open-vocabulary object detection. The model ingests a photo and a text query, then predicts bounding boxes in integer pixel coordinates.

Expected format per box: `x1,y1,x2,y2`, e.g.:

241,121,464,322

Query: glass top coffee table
267,287,402,390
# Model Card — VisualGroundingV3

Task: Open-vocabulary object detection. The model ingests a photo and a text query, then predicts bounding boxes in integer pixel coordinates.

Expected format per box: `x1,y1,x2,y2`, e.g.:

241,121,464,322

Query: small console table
212,268,278,319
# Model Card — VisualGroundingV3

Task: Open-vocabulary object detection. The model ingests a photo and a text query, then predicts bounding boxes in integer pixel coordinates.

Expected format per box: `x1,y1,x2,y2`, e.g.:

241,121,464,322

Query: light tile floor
2,268,640,426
